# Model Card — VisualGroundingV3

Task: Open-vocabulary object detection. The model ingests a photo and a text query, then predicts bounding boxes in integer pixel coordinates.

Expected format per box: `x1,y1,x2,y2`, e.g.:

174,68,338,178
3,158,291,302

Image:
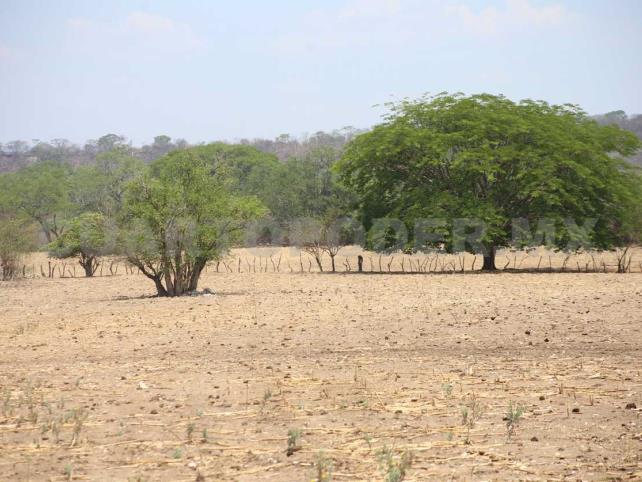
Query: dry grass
0,250,641,480
9,246,642,280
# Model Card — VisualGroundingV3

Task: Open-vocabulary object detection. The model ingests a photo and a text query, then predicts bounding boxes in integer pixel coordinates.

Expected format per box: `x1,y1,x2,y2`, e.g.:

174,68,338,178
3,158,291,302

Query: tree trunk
79,255,96,277
188,259,207,291
357,255,363,272
617,247,630,273
315,255,323,272
83,262,94,277
154,276,168,297
330,255,336,272
39,221,53,243
481,245,497,271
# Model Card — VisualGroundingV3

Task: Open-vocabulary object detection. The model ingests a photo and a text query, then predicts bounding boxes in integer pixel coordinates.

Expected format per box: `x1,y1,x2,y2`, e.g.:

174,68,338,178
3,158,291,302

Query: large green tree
122,148,266,296
336,93,642,270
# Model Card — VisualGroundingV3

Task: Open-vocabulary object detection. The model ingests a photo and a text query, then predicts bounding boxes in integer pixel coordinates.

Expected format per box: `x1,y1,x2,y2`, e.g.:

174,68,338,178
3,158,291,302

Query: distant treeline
1,94,641,293
0,128,366,173
1,111,640,173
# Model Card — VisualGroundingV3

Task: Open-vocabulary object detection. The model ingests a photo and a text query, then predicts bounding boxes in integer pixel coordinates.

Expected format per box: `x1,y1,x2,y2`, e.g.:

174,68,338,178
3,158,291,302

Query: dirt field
1,250,641,481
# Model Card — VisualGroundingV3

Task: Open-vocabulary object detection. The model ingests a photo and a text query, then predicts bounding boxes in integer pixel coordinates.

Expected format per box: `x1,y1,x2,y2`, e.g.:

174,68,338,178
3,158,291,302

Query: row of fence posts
6,251,640,280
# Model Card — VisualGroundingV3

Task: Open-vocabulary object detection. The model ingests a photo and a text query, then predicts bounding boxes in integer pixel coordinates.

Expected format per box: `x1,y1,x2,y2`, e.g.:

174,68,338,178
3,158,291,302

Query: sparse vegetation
442,383,454,397
186,422,195,443
378,446,413,482
0,255,640,479
460,394,482,427
505,402,525,439
286,427,302,456
1,1,641,479
313,451,333,482
461,394,484,444
69,408,87,447
63,463,73,481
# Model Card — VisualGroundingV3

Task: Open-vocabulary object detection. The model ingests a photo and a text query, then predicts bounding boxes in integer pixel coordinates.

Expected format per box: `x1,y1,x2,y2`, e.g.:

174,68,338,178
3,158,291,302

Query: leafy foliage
70,148,144,217
337,93,642,268
48,212,110,277
1,161,72,242
122,148,266,296
0,216,36,280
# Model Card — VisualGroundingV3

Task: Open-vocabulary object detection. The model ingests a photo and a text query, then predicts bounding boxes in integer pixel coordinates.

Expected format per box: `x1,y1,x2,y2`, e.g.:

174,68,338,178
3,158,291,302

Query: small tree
48,213,110,277
5,160,72,242
290,213,361,272
0,217,36,281
613,175,642,273
122,149,265,296
290,217,326,271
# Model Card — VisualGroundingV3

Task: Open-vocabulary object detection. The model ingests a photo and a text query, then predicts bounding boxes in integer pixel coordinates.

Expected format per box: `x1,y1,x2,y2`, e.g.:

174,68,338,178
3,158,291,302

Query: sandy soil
1,251,641,481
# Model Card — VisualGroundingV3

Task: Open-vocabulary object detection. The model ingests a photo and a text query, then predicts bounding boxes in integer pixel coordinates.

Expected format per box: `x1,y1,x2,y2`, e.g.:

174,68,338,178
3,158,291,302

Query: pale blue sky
1,0,641,145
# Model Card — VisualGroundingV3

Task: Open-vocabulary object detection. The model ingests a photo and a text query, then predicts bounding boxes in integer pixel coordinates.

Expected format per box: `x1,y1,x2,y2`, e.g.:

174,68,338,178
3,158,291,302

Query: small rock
572,407,580,414
187,461,197,470
525,330,531,335
530,436,538,442
625,402,637,410
539,395,545,401
137,381,148,390
544,338,549,343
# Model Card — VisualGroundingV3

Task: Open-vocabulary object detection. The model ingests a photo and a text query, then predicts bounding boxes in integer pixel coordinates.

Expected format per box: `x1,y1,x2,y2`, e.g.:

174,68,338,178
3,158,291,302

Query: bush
0,217,36,280
122,149,266,296
48,213,110,277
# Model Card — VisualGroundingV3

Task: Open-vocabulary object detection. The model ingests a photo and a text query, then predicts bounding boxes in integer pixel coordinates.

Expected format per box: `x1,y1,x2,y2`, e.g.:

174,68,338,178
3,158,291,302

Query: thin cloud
269,0,420,55
270,0,574,56
337,0,402,20
125,12,177,34
125,11,203,49
447,0,570,35
0,44,20,63
66,12,204,55
66,17,95,31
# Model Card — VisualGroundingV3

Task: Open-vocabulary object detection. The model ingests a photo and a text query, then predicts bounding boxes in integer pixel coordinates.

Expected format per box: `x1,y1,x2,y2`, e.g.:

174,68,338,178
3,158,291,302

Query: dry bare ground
1,249,641,481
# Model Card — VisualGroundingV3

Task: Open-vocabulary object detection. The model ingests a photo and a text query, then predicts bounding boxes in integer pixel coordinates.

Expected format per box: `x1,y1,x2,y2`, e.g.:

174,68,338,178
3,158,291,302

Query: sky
1,0,641,145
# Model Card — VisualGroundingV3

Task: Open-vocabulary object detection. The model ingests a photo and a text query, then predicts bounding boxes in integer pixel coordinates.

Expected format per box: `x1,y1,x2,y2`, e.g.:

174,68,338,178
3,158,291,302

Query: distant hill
593,111,642,167
1,114,640,172
0,130,360,173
